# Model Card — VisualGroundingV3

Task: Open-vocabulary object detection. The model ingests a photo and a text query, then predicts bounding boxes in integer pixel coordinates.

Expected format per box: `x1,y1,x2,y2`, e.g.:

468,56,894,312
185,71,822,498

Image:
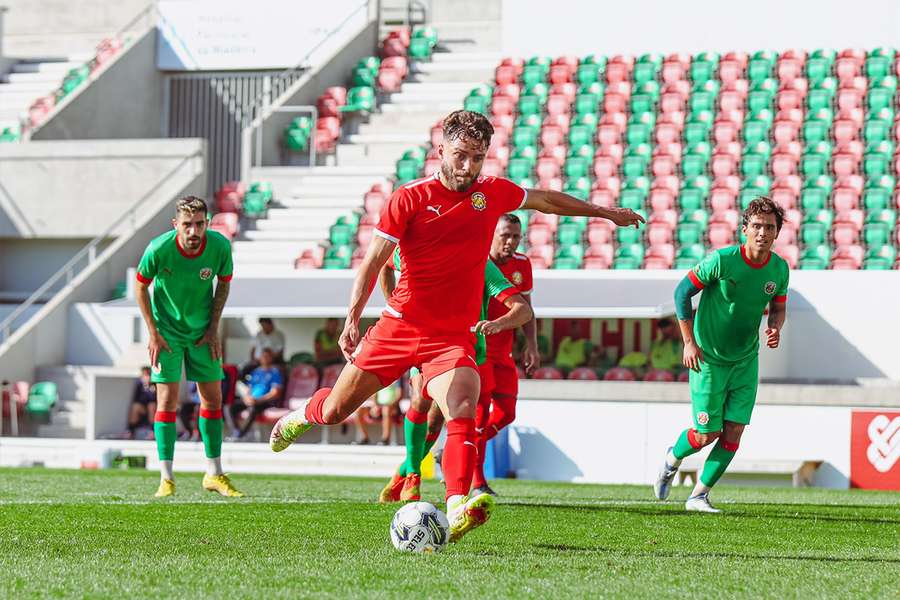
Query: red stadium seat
773,243,799,268
540,125,565,148
546,95,571,117
491,95,516,116
832,244,864,269
587,222,614,244
770,186,797,210
320,364,343,389
603,367,636,381
832,153,859,177
285,364,319,402
210,213,239,240
549,64,574,84
603,93,627,114
479,158,503,177
364,190,386,215
649,188,675,212
832,186,860,212
589,189,616,208
709,187,737,212
655,122,680,145
216,191,241,213
536,157,561,181
568,367,598,380
708,223,735,248
495,65,517,85
644,369,675,382
539,145,566,167
771,153,798,177
832,224,859,246
528,223,552,246
544,113,571,134
593,156,618,179
647,223,674,245
533,367,564,380
711,153,737,177
527,244,554,268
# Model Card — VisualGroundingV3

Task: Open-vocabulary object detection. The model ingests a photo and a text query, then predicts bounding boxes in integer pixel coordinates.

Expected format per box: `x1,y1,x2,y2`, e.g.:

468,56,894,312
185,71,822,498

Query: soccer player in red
269,110,643,542
470,213,539,496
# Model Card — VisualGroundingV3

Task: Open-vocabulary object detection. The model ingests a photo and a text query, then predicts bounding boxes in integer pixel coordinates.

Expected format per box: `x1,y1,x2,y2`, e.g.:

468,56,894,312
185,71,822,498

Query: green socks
400,409,429,476
672,428,704,461
154,411,177,461
199,408,223,459
700,440,738,487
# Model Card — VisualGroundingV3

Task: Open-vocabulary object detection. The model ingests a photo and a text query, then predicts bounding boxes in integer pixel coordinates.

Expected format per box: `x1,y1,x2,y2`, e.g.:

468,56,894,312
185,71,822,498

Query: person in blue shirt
230,348,283,440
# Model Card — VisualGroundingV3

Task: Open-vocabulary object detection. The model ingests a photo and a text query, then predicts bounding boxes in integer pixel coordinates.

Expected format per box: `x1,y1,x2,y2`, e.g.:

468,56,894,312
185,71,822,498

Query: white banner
157,0,368,71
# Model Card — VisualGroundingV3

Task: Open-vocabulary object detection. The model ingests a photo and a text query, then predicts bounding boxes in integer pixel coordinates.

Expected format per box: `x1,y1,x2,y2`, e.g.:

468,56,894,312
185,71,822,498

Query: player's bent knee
695,430,721,446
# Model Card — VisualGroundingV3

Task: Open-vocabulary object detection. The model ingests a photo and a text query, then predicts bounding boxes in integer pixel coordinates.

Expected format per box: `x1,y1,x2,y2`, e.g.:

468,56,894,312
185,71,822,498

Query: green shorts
688,353,759,432
151,332,223,384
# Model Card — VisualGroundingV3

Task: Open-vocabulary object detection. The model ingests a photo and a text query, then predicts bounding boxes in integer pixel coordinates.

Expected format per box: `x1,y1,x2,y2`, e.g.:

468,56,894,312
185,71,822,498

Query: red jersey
486,252,534,361
375,173,527,335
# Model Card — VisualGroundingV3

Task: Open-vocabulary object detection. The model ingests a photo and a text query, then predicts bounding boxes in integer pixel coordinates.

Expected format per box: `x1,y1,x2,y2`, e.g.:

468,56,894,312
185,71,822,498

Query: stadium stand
233,47,900,271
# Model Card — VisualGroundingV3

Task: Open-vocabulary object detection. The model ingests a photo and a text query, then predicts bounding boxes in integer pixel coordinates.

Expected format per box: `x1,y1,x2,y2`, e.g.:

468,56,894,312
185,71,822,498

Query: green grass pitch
0,467,897,599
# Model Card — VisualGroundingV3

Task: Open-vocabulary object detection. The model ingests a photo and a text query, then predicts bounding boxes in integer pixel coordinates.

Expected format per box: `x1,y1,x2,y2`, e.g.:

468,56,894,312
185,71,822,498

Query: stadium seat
603,367,636,381
532,367,564,380
25,382,57,417
644,369,675,382
568,367,598,380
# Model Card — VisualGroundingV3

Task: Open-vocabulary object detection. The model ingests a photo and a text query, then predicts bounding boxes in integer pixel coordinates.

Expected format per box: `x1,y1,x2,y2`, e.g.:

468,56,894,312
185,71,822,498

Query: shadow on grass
502,500,900,525
533,543,900,564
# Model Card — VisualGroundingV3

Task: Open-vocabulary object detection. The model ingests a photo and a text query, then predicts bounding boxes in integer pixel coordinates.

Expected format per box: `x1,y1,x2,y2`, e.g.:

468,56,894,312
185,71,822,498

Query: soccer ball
389,502,450,553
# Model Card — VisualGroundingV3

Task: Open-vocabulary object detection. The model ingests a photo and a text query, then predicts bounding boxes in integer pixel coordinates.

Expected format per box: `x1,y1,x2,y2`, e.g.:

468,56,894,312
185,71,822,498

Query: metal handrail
0,151,202,344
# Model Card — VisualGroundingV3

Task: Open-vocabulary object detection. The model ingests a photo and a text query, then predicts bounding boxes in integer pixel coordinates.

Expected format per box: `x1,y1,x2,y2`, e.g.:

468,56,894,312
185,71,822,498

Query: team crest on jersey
697,411,709,426
199,267,213,281
511,271,523,285
764,281,776,295
471,191,487,211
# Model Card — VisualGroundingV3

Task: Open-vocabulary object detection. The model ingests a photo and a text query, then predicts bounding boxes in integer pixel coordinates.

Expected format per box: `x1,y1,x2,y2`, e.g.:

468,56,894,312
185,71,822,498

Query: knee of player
722,422,745,443
694,430,720,446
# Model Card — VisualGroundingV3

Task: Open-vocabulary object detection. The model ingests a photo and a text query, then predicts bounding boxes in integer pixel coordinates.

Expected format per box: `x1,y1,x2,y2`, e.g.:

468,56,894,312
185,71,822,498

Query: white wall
510,398,852,488
502,0,900,56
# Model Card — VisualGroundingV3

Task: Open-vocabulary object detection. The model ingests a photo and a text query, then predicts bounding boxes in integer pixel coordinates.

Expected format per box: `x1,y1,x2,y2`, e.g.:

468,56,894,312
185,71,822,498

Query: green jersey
391,248,514,364
137,230,233,342
689,245,789,364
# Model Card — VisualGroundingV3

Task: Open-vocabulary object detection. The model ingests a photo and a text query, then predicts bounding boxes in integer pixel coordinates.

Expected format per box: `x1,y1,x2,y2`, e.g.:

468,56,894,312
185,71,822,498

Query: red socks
443,417,477,499
484,395,516,441
303,388,333,424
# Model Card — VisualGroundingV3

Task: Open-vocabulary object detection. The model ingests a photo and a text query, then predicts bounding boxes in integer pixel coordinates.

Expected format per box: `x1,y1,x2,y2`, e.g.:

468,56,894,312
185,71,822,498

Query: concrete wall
32,27,164,140
254,18,379,168
1,0,150,58
502,0,900,56
0,238,96,295
0,138,205,383
0,139,200,238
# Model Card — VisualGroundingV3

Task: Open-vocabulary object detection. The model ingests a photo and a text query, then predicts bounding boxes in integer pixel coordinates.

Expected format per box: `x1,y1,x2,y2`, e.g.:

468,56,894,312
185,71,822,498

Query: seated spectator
127,366,156,439
513,322,552,366
555,320,591,371
242,318,286,378
179,383,201,441
230,348,283,440
618,351,649,379
315,318,343,367
353,379,402,445
650,318,683,372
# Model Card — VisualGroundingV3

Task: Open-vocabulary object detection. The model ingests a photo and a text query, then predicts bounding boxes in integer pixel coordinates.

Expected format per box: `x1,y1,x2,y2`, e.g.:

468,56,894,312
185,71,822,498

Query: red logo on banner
850,411,900,490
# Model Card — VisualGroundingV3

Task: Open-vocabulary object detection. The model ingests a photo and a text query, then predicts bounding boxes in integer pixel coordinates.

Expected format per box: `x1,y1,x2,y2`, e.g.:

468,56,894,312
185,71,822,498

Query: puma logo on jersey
425,205,442,216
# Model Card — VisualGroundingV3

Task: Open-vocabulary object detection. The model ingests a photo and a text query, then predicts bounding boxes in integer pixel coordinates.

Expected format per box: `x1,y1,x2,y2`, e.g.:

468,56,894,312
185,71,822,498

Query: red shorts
352,316,478,389
478,361,496,402
491,356,519,399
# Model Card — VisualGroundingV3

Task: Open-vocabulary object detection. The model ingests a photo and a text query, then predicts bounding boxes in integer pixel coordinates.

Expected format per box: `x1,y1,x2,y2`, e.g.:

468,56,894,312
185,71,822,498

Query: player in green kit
135,196,243,498
378,247,532,502
653,197,789,512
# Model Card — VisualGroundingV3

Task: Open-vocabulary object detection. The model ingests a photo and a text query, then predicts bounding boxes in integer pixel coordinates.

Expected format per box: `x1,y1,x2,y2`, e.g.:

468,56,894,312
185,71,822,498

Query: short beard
440,161,475,192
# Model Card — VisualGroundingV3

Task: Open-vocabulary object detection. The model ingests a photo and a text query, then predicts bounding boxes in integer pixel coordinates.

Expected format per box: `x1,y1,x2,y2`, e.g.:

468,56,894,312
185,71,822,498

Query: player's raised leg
153,381,179,497
270,361,385,451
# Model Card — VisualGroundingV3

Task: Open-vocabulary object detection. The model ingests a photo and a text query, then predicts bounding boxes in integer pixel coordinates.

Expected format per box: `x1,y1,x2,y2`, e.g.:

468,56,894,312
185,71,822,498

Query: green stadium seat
615,243,646,262
863,223,892,247
521,65,547,88
678,189,706,212
517,94,543,116
864,118,891,144
512,126,539,148
25,382,57,416
681,154,707,178
340,86,375,113
402,147,427,167
690,53,719,83
748,53,775,81
622,155,649,179
329,223,354,246
626,122,652,146
684,112,713,145
864,244,897,265
680,209,710,228
863,187,892,211
866,50,895,79
800,188,828,212
577,63,602,86
867,86,895,113
564,156,590,180
677,243,707,263
568,124,593,148
574,93,600,115
804,209,834,229
464,95,488,114
863,152,890,177
557,223,582,245
800,223,828,246
284,128,309,152
677,223,704,246
409,36,435,60
395,158,420,183
806,56,833,84
507,158,533,181
563,178,591,201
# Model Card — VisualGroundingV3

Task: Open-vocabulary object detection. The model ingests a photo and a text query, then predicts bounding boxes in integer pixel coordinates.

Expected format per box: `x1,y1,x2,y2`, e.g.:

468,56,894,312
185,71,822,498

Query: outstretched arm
523,189,645,228
340,236,397,360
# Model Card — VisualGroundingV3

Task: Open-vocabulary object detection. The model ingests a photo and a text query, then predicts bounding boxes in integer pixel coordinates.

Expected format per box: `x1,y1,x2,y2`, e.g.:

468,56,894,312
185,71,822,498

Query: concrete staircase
0,55,90,133
32,364,96,439
238,50,499,273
